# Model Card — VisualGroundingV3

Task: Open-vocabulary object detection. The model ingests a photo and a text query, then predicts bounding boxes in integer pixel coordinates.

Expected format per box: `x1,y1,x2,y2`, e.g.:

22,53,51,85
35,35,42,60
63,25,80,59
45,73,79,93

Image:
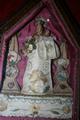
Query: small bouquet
25,37,36,53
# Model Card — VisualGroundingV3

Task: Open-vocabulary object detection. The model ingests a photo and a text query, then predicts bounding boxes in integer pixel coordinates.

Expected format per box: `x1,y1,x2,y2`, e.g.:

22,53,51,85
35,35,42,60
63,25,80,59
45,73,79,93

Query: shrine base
0,94,72,119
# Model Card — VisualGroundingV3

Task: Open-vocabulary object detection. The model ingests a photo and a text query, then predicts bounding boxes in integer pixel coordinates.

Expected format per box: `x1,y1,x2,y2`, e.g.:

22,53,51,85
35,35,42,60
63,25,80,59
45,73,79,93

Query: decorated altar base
0,94,72,119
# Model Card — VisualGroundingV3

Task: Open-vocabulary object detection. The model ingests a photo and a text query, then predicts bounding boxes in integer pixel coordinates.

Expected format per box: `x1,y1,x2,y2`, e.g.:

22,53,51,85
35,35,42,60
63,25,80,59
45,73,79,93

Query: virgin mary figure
21,17,60,95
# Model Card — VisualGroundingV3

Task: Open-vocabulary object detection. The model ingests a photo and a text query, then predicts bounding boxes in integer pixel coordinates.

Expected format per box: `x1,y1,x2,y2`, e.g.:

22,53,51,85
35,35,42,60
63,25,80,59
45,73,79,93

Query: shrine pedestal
0,94,72,119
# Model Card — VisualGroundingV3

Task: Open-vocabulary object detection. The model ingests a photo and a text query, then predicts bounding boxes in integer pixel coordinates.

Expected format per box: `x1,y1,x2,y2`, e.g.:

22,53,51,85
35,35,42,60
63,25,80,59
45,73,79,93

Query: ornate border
0,0,79,119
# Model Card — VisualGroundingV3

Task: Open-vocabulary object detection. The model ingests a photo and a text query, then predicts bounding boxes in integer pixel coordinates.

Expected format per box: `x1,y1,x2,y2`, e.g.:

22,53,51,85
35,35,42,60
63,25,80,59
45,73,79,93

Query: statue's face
36,23,43,35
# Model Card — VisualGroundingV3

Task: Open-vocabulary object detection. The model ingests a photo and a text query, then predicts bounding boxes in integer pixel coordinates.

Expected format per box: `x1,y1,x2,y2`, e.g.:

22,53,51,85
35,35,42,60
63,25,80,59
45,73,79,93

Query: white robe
21,36,60,95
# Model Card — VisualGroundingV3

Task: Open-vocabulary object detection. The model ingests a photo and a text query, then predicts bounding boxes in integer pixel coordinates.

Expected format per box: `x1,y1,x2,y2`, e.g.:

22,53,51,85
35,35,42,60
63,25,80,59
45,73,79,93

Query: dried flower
25,37,36,53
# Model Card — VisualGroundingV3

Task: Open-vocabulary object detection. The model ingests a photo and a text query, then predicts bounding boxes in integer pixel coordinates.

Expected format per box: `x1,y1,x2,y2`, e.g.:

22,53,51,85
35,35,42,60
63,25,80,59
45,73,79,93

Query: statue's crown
35,16,46,25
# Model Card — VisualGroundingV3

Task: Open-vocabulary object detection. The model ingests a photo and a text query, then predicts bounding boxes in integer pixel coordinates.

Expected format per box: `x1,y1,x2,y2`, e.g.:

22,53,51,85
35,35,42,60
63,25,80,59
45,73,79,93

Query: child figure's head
35,17,46,35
